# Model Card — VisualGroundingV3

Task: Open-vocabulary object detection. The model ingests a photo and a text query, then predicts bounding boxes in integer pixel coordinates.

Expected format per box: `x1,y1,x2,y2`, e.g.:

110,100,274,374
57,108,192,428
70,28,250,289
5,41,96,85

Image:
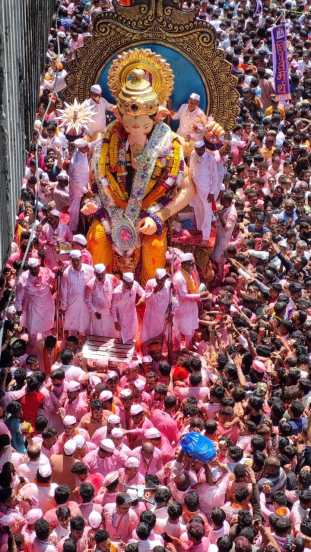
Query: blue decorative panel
97,43,208,113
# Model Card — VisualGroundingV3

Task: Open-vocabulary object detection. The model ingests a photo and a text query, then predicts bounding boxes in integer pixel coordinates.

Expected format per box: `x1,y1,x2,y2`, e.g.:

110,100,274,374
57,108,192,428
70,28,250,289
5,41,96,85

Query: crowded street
0,0,311,551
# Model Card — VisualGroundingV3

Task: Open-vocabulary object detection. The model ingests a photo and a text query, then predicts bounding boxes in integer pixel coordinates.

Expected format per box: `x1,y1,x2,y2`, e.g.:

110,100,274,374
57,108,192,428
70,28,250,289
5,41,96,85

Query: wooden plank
82,336,138,364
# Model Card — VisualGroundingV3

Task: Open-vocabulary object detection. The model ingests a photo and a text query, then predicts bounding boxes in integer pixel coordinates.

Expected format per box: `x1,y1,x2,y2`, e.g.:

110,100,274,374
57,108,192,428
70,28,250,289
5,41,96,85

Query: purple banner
271,23,291,100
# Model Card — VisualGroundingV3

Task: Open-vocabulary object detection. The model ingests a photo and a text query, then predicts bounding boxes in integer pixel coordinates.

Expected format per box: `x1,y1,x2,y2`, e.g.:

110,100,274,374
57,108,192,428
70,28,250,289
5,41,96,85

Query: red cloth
172,365,189,381
19,391,44,427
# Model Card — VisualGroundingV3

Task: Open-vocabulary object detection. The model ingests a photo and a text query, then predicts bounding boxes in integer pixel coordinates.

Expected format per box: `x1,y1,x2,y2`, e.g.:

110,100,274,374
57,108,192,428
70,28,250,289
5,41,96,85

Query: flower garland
99,122,184,205
109,129,119,171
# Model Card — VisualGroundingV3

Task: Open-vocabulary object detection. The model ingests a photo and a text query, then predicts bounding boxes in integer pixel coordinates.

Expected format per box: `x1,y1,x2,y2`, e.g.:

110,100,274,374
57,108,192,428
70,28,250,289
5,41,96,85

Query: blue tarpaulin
180,432,217,463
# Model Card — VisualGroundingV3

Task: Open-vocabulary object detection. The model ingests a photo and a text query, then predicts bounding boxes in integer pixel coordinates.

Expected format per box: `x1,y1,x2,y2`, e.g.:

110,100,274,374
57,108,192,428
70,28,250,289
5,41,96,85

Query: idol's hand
155,106,170,122
137,216,157,235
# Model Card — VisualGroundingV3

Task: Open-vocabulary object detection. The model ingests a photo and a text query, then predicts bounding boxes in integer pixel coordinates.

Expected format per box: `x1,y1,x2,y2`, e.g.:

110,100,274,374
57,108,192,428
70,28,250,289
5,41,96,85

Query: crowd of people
0,0,311,551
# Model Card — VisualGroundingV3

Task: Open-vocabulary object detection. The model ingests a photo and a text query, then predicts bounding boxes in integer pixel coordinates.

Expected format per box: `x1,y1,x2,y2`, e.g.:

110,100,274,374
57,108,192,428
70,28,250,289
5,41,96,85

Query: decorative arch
63,0,239,129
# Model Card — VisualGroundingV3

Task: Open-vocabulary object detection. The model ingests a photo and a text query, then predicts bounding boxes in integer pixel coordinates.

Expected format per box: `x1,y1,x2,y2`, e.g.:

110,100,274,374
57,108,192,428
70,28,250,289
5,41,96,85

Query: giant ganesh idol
85,49,194,284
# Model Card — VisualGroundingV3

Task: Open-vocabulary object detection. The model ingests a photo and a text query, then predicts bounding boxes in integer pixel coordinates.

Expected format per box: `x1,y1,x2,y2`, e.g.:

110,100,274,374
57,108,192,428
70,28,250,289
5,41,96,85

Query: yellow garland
98,141,109,178
99,122,183,205
106,167,128,202
109,130,119,170
171,139,182,177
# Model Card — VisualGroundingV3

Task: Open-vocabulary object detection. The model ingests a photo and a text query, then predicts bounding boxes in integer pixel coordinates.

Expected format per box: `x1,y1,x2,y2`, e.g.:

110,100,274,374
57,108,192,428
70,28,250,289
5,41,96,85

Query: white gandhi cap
190,92,200,102
28,258,40,268
90,84,102,95
64,439,77,455
63,415,76,427
67,380,80,392
107,370,118,380
142,355,152,363
70,249,82,259
194,140,205,148
40,172,49,183
100,390,113,402
130,404,144,416
95,263,106,274
123,272,134,283
25,508,43,524
74,434,85,449
181,252,195,263
107,414,120,425
155,268,167,280
100,438,115,453
125,456,139,468
38,463,52,478
111,427,124,438
72,234,87,247
103,470,119,485
144,427,161,439
134,379,145,391
120,388,132,399
88,510,102,529
58,170,69,180
50,208,61,218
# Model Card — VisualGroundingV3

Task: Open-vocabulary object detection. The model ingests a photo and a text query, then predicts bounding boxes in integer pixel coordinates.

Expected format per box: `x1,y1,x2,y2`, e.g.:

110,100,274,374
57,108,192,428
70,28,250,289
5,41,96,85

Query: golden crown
118,69,159,116
108,48,174,117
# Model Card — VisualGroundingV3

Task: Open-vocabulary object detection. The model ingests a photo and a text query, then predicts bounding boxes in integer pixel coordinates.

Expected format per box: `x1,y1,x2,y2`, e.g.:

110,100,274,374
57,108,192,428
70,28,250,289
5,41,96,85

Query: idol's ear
114,107,122,122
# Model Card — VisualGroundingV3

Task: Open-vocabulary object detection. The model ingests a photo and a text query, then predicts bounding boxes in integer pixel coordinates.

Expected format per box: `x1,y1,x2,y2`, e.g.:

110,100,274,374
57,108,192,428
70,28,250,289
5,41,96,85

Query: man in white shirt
190,140,219,242
86,84,115,138
172,93,207,140
60,250,94,337
212,190,238,280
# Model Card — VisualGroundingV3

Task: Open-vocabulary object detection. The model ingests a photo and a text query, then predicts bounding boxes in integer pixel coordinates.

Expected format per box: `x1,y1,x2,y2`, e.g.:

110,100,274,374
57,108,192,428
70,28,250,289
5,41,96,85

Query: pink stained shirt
57,530,88,552
0,420,11,438
21,525,36,548
206,520,230,545
174,385,210,402
126,417,154,449
63,394,89,420
150,409,180,444
132,446,163,476
150,436,175,465
43,388,67,434
15,267,55,337
19,482,58,512
84,448,123,475
187,537,210,552
44,501,82,529
39,221,72,270
94,489,119,508
217,420,240,444
90,426,113,448
118,468,145,488
113,442,131,464
195,474,230,515
290,500,309,531
155,517,187,539
32,538,53,552
102,502,138,543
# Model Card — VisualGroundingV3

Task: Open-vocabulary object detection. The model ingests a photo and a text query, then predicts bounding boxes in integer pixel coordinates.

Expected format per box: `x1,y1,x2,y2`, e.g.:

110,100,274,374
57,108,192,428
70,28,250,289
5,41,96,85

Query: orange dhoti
87,218,167,285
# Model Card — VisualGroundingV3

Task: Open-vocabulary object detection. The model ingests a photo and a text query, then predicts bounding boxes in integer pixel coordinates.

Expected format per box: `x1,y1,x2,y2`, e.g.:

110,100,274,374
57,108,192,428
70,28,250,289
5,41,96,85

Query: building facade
0,0,55,269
